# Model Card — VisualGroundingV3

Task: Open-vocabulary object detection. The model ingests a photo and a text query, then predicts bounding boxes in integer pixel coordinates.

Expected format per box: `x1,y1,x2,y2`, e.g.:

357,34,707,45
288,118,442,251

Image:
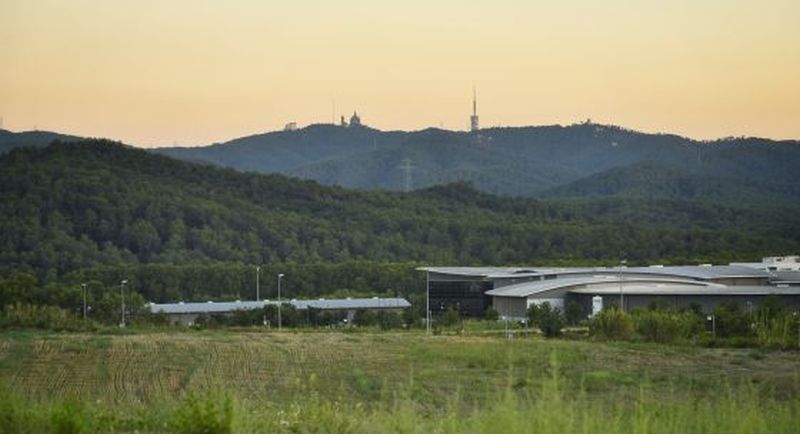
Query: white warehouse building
420,257,800,320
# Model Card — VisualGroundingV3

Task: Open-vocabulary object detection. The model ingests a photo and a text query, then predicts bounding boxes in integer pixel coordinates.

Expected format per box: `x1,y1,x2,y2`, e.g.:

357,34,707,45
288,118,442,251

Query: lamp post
618,259,627,311
256,265,261,301
120,280,128,328
707,314,716,340
81,283,87,321
426,271,431,335
277,273,284,330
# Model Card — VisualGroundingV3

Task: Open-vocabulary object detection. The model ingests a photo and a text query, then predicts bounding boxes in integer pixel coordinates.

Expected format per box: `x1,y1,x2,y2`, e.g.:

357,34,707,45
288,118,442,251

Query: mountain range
2,123,799,203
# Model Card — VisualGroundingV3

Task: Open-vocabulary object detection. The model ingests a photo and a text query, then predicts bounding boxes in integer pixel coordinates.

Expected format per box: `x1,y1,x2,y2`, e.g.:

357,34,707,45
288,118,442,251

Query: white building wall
492,296,528,319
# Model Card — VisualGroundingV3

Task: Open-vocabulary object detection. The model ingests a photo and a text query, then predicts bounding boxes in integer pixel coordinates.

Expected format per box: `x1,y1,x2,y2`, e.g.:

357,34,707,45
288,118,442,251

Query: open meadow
1,330,799,433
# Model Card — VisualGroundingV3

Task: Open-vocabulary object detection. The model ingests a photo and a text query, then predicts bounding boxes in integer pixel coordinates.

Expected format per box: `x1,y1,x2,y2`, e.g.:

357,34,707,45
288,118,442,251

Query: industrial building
420,257,800,320
149,297,410,326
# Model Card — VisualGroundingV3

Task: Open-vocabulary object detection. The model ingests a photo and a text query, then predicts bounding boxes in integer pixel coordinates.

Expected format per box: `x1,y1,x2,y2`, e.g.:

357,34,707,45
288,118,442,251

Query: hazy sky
1,0,798,147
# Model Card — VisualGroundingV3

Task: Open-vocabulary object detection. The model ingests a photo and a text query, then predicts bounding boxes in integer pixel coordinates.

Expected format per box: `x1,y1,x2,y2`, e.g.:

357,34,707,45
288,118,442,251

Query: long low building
420,256,800,320
149,297,411,325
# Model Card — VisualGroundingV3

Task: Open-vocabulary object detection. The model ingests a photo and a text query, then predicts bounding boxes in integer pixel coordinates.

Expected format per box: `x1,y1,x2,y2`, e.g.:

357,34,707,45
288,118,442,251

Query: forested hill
4,125,798,203
156,123,800,201
0,129,82,154
1,140,799,279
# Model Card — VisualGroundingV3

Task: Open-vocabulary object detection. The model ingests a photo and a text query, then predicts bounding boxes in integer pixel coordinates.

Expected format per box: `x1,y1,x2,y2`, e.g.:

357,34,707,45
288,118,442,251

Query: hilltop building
419,257,800,320
350,111,361,127
339,111,363,128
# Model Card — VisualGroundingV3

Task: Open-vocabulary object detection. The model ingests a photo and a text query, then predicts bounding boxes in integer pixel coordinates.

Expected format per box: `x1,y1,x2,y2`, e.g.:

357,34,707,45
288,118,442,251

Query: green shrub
353,309,377,327
753,311,799,349
564,300,584,325
484,307,499,321
590,307,634,340
376,311,402,330
633,309,702,343
0,303,89,331
171,391,234,434
50,401,88,434
527,303,565,337
0,386,25,434
440,307,461,327
713,302,754,338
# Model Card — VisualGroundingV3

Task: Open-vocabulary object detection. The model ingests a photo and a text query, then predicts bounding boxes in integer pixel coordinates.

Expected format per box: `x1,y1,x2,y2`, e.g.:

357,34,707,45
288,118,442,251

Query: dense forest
0,139,799,308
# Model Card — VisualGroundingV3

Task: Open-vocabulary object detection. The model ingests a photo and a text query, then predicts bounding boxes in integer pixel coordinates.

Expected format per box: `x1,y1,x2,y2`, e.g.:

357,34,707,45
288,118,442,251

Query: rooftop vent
649,265,664,268
700,264,712,267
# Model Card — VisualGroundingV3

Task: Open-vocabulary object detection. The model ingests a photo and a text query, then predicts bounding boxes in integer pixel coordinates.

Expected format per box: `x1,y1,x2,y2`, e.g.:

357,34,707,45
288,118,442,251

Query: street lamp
618,259,627,311
707,314,716,340
256,265,261,301
277,273,284,330
426,271,431,335
120,280,128,328
81,283,88,321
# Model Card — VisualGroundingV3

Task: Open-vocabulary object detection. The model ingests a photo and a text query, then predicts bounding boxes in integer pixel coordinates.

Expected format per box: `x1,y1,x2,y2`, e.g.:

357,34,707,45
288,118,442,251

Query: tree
440,307,460,327
484,307,499,321
528,303,565,337
564,300,583,325
376,311,402,330
353,309,377,327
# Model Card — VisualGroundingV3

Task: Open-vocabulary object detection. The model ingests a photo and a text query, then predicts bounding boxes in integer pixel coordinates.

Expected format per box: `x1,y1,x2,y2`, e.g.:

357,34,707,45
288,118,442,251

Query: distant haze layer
1,0,799,146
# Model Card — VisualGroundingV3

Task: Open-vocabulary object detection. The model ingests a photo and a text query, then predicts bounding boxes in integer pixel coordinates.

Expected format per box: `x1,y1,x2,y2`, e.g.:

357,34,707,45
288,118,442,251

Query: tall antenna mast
473,85,477,116
470,85,480,133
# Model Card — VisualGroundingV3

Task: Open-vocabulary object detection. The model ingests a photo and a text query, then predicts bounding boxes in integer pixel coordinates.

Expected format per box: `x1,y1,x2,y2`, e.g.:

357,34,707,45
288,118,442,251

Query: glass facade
429,280,493,317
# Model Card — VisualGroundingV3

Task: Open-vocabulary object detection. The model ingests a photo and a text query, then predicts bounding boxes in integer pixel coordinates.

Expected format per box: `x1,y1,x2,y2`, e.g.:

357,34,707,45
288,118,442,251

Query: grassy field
1,329,799,432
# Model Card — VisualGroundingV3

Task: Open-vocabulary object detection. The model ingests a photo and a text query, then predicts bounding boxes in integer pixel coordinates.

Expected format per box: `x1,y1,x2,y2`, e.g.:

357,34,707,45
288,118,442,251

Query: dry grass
0,330,798,407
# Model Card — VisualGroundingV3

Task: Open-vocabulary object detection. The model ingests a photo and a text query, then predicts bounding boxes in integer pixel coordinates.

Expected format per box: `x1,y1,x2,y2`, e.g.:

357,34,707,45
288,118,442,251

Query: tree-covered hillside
0,129,82,155
157,123,800,200
1,140,798,282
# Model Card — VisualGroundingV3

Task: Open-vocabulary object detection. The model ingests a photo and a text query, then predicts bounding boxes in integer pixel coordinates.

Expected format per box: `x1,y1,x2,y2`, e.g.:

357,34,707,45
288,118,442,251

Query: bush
528,303,565,338
633,309,702,343
353,309,377,327
590,307,634,340
0,303,90,331
564,300,584,325
713,302,753,338
440,307,461,327
753,311,799,349
50,401,88,434
484,307,499,321
171,391,234,434
376,311,403,330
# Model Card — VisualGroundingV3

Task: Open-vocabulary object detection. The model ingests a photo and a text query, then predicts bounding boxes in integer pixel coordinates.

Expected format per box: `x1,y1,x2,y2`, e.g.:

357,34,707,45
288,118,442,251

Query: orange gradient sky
1,0,798,147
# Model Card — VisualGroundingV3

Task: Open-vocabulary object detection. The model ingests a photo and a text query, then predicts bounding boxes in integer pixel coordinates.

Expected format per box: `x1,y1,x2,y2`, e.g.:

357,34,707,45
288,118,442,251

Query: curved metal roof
419,265,770,281
486,276,715,298
149,297,410,314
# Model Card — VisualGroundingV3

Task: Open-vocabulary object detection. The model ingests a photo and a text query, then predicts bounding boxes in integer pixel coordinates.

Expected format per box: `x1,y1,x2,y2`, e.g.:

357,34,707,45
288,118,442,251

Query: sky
1,0,798,147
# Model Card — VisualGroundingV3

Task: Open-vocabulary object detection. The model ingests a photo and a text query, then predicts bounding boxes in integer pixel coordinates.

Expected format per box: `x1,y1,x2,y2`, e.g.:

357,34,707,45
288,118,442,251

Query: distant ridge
0,129,83,154
155,123,800,202
2,123,798,203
